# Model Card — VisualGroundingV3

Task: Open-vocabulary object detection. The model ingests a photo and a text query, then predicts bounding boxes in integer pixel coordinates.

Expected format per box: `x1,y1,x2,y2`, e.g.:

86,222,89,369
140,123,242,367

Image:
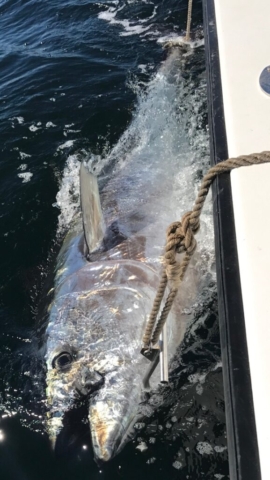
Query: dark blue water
0,1,229,479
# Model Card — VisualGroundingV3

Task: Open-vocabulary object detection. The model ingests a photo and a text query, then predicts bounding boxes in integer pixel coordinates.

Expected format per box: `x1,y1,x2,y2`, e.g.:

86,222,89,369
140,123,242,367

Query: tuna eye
52,352,73,370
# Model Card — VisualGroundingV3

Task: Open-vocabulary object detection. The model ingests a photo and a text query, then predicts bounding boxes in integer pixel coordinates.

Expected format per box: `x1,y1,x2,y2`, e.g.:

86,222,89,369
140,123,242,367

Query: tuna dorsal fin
80,162,105,256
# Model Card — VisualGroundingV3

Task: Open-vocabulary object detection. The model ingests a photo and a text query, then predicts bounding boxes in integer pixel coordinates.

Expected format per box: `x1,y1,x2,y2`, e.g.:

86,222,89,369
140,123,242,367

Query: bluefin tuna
45,50,211,462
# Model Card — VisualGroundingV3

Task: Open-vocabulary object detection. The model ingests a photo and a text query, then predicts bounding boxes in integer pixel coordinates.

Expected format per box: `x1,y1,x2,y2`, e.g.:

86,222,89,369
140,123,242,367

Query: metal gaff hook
142,325,169,391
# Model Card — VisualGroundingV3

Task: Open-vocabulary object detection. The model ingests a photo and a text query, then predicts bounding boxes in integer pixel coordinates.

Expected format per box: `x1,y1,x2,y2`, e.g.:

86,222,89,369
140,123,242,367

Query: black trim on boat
202,1,261,479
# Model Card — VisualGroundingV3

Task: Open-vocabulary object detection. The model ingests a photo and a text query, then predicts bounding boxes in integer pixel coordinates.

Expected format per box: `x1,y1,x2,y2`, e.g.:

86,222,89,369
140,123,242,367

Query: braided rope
142,151,270,347
185,0,193,42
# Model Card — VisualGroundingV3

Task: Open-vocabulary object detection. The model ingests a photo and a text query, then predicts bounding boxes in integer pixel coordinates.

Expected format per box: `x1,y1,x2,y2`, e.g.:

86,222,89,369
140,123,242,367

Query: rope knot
165,211,198,256
141,150,270,351
163,212,198,288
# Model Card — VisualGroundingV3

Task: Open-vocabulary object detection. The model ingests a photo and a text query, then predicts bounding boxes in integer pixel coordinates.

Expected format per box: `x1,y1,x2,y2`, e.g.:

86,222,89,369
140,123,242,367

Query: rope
185,0,193,42
142,151,270,348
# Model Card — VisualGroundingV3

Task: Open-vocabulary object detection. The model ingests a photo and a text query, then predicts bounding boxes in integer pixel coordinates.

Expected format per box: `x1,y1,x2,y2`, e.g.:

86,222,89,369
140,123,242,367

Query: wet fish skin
45,235,164,460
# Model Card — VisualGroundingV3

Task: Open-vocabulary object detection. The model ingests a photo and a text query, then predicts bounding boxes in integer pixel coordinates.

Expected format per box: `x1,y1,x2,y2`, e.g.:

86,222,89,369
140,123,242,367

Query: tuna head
45,283,152,461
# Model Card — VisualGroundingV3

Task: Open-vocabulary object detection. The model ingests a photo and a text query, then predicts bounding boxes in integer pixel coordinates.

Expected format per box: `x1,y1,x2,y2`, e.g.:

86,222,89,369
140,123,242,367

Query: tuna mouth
50,400,91,458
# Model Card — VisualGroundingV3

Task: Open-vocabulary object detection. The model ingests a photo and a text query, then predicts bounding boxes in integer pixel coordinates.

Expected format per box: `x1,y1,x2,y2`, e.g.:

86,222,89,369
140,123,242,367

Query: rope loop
142,151,270,351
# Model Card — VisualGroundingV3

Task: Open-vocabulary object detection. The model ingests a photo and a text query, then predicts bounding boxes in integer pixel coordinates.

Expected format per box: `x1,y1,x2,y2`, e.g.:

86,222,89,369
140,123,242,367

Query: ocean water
0,1,229,479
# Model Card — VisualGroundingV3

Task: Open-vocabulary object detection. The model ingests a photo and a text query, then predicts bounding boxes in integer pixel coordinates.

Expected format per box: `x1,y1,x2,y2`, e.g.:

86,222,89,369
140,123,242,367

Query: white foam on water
54,154,81,232
188,372,207,385
157,34,204,50
134,422,145,430
18,172,33,183
9,116,24,124
19,152,31,160
138,64,147,73
29,124,41,132
196,442,214,455
196,384,204,395
212,361,222,371
214,446,227,453
120,24,150,37
66,129,80,133
46,122,56,128
98,3,156,37
97,3,202,42
18,164,28,171
136,441,148,452
57,140,76,151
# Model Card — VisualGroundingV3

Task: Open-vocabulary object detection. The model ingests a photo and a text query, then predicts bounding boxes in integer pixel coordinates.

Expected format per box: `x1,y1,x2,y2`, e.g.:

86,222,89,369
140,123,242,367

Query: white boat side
214,1,270,479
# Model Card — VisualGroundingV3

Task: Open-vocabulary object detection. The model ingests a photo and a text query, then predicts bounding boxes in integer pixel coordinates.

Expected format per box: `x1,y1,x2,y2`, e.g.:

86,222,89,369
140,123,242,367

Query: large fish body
45,51,209,461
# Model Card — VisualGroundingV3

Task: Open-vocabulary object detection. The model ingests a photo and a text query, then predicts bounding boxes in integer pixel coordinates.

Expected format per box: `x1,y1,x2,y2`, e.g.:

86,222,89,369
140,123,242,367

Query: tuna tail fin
80,162,105,256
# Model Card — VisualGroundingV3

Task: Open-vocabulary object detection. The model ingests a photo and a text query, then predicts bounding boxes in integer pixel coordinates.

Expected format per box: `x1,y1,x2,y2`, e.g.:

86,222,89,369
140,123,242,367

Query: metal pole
142,351,160,391
159,325,169,383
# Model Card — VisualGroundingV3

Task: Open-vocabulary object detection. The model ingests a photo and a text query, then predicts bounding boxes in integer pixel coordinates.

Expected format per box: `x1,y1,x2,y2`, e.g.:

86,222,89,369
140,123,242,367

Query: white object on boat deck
214,1,270,479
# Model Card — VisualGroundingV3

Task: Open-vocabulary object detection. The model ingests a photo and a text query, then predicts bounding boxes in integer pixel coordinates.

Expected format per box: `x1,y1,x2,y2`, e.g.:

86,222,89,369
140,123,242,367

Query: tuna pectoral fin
80,162,105,255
